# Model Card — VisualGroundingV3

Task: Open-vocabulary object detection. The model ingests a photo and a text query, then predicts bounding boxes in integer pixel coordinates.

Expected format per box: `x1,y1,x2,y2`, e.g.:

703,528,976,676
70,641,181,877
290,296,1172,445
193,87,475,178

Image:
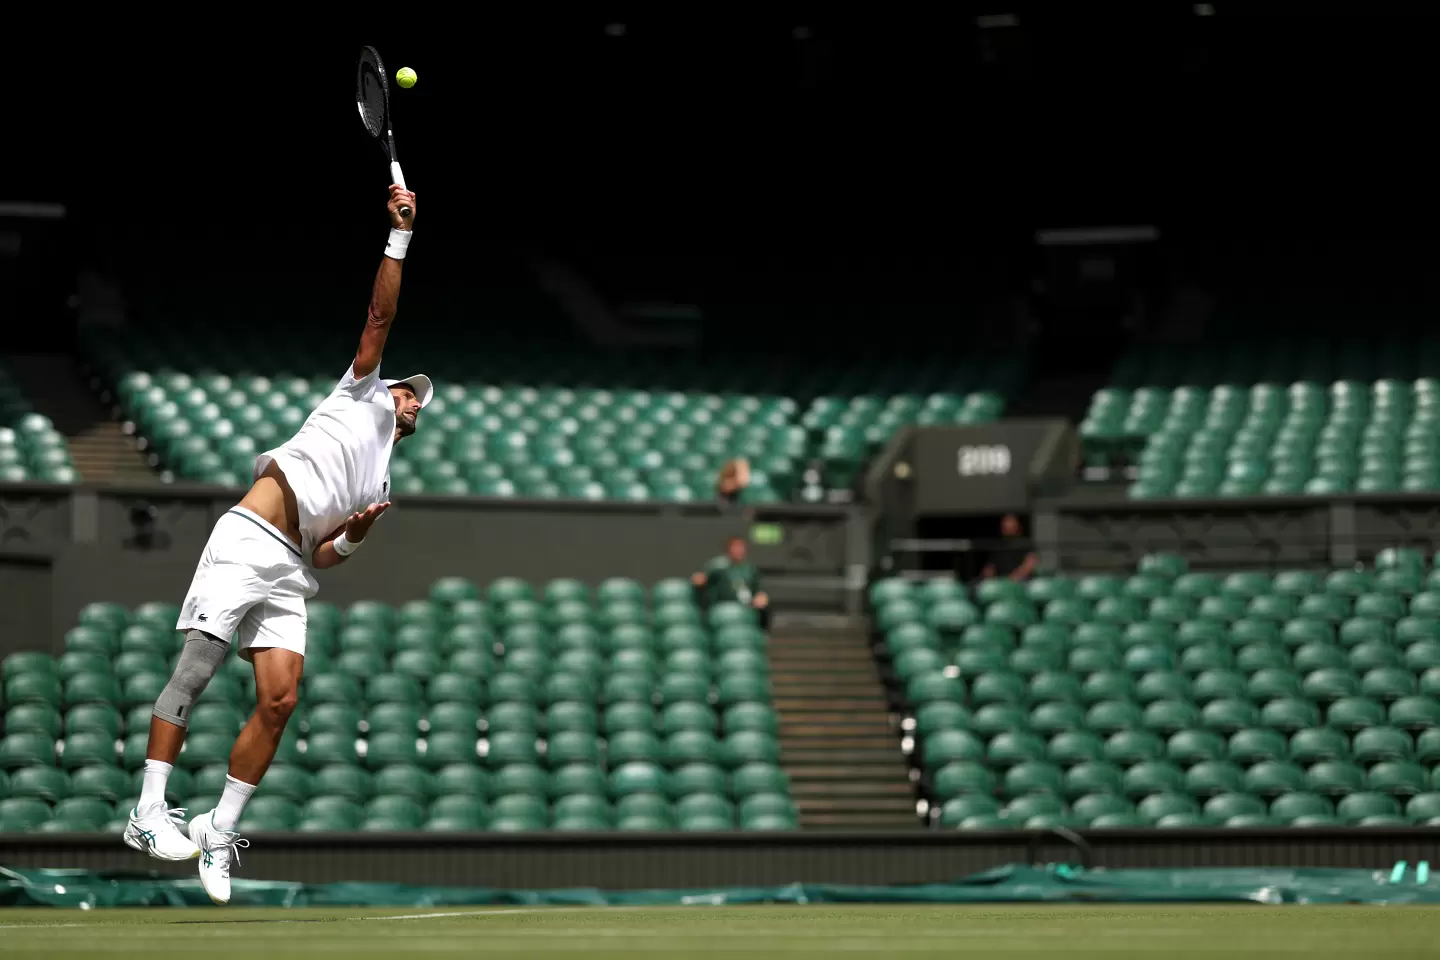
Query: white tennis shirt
254,364,394,560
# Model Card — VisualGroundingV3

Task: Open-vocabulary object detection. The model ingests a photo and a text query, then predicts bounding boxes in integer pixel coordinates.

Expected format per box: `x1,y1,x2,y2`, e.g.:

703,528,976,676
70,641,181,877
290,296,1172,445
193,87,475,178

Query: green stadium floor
3,903,1438,959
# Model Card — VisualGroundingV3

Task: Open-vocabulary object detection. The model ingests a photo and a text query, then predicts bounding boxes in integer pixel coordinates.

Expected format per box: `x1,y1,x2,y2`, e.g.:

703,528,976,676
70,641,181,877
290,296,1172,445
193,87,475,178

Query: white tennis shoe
123,802,200,861
188,808,250,905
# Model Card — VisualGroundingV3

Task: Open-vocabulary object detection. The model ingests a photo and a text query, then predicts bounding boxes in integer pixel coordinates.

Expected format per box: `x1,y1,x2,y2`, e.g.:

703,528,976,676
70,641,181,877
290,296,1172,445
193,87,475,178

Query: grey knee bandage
152,630,229,727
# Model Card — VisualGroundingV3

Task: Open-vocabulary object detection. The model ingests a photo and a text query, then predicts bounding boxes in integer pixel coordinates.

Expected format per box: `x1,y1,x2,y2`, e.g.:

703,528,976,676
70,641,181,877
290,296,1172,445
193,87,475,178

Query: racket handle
390,161,412,218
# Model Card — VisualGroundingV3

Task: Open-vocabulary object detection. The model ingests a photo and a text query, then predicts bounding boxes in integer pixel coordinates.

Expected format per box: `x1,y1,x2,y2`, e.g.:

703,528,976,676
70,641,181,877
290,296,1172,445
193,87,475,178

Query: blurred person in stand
715,458,751,513
981,512,1037,582
692,535,770,628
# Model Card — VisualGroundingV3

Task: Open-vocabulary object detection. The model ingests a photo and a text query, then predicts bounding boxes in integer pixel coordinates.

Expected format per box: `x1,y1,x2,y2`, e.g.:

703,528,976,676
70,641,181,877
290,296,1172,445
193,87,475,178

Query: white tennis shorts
175,506,319,660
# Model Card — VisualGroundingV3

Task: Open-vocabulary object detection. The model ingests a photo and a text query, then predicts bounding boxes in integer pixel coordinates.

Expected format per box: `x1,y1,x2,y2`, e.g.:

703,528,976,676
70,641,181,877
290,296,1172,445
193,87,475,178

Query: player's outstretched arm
353,185,417,379
312,502,391,569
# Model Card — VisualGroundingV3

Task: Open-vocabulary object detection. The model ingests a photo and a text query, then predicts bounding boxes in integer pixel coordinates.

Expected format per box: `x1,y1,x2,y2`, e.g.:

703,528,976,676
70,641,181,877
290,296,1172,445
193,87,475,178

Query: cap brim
383,374,434,408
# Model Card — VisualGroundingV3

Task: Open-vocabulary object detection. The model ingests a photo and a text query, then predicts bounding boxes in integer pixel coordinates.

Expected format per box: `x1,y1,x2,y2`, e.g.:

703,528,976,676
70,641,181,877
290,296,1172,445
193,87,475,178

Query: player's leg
191,586,308,905
221,646,303,815
124,512,268,861
123,629,230,859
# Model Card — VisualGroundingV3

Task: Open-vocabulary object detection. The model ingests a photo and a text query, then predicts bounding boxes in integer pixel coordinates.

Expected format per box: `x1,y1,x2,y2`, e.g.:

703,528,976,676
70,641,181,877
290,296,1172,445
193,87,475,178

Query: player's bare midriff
236,461,304,549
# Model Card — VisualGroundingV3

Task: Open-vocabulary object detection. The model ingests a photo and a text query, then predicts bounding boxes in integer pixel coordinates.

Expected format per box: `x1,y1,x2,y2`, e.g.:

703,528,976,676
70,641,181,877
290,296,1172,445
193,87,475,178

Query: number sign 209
957,445,1011,477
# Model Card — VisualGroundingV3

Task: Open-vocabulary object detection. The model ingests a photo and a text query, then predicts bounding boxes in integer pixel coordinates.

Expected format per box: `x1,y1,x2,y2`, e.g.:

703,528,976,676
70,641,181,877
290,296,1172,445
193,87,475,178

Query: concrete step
771,679,882,691
777,711,895,725
783,748,905,765
768,643,875,654
64,419,155,484
794,796,920,814
780,722,897,738
774,697,890,712
786,764,911,781
771,673,869,687
789,781,915,798
782,734,898,752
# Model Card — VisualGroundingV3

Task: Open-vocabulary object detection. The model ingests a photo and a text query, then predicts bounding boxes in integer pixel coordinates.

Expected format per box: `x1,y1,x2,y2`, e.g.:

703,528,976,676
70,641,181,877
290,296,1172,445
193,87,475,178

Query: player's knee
257,687,299,730
152,630,228,727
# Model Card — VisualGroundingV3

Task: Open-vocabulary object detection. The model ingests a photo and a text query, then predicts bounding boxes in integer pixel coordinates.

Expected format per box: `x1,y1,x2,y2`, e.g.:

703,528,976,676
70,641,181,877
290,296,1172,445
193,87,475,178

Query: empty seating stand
0,362,77,483
874,548,1440,829
1079,337,1440,498
84,326,1022,503
0,576,795,833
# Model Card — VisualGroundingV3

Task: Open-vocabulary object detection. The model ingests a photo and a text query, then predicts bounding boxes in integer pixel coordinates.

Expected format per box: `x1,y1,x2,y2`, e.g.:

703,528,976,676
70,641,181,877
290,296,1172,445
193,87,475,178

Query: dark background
5,5,1438,351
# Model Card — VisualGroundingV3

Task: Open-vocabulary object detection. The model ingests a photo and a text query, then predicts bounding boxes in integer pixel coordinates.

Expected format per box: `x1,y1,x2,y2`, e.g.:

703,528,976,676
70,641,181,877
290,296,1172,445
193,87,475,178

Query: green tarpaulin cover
5,863,1440,909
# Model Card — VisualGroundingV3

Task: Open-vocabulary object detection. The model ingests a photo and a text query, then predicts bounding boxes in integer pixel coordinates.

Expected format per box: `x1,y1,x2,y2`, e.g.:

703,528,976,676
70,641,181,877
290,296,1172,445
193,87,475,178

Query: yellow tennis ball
396,67,417,89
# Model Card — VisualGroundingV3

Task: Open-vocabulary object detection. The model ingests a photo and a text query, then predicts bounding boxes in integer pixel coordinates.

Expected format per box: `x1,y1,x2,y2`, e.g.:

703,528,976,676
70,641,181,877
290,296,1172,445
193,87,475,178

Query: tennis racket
356,46,412,217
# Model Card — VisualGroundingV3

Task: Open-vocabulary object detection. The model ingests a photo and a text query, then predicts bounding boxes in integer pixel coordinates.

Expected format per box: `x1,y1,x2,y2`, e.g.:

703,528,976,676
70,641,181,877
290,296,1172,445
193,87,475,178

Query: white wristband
332,531,360,557
384,228,412,260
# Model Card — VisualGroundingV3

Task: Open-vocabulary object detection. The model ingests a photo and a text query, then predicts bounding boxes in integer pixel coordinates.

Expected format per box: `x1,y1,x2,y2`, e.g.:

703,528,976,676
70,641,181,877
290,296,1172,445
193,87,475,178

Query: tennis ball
396,67,418,89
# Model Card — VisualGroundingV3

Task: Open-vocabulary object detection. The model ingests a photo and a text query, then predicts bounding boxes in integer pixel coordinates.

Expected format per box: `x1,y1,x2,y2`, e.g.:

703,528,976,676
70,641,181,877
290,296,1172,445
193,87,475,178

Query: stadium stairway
769,624,919,828
8,354,153,484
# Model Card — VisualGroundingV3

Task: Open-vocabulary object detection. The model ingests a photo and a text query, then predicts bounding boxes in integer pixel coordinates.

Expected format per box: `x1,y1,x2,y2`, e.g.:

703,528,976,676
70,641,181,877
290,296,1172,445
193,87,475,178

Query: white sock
213,775,258,833
138,759,173,812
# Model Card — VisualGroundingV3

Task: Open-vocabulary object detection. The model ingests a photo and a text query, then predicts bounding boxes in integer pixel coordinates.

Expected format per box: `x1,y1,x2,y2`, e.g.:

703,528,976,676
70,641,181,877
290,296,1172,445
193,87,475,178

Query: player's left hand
345,501,392,543
388,185,416,231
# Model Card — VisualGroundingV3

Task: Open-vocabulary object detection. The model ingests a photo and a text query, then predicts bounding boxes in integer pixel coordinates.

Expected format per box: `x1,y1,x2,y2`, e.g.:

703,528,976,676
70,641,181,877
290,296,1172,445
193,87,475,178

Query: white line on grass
0,922,89,930
365,906,643,922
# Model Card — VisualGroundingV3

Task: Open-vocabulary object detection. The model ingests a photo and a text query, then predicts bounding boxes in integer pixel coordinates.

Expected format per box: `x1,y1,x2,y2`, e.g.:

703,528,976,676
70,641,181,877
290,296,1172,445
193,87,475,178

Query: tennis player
122,184,428,904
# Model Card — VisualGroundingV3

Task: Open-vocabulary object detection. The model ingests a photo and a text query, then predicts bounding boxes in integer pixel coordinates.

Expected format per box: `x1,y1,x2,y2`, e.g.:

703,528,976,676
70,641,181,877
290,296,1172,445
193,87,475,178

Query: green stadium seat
1102,729,1164,766
8,704,63,739
1269,791,1333,823
59,731,116,769
1417,729,1440,765
938,793,1001,826
1306,760,1367,797
302,732,359,769
1335,791,1401,822
1081,671,1135,705
1287,726,1348,765
1003,760,1064,799
1181,759,1244,798
1086,700,1144,735
650,753,720,796
1165,728,1226,766
1367,760,1428,797
986,730,1048,769
55,652,108,680
1298,593,1351,623
5,672,62,708
1351,726,1413,764
1060,759,1122,798
69,764,130,804
372,764,436,804
1227,728,1287,765
1389,696,1440,730
1122,760,1185,798
1282,619,1335,647
1405,793,1440,822
932,759,995,800
1172,571,1222,600
1028,701,1085,735
187,702,244,736
0,796,54,830
1241,760,1307,798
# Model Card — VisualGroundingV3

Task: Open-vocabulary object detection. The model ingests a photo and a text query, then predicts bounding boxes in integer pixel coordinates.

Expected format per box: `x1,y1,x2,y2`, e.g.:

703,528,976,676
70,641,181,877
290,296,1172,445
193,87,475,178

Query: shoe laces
139,803,189,829
204,828,250,878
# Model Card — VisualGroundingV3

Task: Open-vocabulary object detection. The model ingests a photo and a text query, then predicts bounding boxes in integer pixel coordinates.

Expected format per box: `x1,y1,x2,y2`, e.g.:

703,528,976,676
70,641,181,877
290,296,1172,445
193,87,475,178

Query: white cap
383,374,434,408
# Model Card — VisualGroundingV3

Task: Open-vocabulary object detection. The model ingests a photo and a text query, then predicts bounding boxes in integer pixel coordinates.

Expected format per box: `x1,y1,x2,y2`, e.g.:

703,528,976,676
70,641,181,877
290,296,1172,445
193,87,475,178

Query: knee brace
152,630,229,727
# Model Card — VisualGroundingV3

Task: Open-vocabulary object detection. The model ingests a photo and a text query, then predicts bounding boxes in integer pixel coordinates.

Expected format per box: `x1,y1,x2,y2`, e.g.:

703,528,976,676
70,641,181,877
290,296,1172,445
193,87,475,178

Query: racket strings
357,50,388,137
